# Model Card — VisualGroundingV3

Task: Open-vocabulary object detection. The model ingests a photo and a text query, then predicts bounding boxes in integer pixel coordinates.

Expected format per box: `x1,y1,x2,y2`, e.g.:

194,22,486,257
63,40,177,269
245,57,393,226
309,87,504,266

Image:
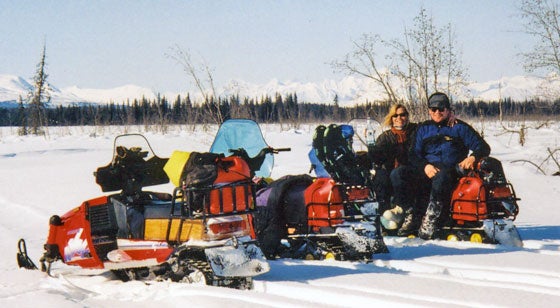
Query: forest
1,93,559,128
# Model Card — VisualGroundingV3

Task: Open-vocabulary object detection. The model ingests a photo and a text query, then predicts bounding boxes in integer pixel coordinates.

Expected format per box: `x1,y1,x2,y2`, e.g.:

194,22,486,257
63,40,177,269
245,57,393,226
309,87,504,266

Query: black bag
182,152,223,187
253,174,314,259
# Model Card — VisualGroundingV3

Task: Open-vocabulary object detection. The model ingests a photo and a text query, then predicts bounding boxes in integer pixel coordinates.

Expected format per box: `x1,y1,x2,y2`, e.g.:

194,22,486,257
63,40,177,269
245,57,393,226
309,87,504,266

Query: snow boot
380,205,404,230
397,207,418,237
418,199,443,240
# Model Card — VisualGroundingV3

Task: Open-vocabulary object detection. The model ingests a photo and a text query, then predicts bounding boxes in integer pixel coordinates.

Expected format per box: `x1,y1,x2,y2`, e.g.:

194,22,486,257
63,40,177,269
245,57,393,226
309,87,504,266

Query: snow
1,121,560,307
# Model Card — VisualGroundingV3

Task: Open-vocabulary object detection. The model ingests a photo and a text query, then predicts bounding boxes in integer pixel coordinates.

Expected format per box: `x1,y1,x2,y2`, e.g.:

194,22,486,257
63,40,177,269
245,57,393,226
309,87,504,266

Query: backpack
310,125,330,177
182,152,223,187
312,124,366,185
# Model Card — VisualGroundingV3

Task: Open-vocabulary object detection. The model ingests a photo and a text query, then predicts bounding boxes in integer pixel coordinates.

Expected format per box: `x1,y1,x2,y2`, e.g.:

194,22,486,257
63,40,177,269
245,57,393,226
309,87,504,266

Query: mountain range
0,73,556,108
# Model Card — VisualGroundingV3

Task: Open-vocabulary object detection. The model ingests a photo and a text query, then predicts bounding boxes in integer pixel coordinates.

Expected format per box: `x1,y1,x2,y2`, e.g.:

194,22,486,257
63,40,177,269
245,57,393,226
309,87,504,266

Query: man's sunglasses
429,107,446,113
392,112,409,118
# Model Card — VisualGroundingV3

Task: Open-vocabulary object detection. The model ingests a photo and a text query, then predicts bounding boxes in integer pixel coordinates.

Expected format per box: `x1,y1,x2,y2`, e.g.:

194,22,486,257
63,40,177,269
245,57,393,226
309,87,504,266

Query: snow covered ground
1,120,559,307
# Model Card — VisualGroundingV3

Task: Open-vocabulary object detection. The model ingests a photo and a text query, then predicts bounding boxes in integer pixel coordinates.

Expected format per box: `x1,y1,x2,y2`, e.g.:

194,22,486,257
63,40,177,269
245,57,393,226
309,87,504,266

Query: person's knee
390,166,407,183
431,170,457,197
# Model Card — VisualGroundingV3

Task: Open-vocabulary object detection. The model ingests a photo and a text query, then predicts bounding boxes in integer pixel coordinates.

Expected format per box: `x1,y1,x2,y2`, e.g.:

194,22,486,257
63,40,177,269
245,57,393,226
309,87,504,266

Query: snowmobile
240,122,388,261
17,133,271,289
382,156,523,247
445,157,522,246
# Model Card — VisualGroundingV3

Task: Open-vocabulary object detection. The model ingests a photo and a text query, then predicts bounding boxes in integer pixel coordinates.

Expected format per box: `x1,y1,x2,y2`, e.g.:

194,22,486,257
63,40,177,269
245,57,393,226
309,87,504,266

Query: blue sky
1,1,533,92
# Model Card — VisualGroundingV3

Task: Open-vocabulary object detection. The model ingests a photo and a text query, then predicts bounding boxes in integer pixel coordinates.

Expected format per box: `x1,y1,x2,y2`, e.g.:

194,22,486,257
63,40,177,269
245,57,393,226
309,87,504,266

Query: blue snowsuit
410,119,490,171
409,118,490,212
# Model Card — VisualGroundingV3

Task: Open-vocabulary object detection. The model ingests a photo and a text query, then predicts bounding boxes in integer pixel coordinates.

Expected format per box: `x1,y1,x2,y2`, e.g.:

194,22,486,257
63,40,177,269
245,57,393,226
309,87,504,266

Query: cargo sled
17,134,270,289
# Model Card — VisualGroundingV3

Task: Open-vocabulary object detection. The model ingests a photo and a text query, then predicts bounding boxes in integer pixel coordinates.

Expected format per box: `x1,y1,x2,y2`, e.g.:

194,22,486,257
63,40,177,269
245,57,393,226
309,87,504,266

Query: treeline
454,97,560,119
1,94,559,127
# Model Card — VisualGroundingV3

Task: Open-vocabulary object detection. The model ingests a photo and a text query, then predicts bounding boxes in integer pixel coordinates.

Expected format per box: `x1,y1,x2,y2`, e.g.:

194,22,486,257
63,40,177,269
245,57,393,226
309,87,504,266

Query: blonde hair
383,104,408,127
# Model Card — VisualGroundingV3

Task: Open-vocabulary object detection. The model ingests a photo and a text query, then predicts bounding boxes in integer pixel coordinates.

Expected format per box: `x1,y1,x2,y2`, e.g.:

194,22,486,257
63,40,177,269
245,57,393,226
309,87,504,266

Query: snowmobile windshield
95,134,169,192
210,119,273,178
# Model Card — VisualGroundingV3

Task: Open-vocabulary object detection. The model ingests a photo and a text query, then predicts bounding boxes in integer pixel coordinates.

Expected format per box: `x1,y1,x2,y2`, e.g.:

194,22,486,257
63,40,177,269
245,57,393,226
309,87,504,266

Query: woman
369,104,418,234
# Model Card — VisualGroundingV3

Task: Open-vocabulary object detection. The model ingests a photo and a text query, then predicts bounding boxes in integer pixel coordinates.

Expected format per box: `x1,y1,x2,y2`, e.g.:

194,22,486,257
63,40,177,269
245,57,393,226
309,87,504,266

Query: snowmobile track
372,258,560,295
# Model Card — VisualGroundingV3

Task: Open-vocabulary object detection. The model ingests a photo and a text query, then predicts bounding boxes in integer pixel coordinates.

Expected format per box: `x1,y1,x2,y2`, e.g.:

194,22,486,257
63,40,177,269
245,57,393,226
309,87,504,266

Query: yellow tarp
164,151,191,187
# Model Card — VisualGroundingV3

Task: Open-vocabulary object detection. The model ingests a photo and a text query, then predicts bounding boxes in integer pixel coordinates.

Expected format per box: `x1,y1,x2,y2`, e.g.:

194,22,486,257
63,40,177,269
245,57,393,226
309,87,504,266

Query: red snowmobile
251,123,388,261
17,134,270,289
254,175,389,261
445,157,522,246
383,156,523,246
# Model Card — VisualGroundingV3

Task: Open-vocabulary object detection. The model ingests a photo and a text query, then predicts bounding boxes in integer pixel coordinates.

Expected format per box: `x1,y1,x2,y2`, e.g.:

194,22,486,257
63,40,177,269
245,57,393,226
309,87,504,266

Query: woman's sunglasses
392,112,409,118
429,107,446,113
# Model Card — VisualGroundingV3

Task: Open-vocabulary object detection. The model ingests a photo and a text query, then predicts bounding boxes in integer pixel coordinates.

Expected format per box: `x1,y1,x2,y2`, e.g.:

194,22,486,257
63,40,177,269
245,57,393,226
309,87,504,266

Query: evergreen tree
28,43,51,135
17,96,28,136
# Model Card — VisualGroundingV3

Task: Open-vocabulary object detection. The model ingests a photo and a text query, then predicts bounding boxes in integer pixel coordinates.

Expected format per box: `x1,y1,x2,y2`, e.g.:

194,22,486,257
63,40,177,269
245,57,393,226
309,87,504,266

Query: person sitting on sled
404,92,490,239
368,104,418,226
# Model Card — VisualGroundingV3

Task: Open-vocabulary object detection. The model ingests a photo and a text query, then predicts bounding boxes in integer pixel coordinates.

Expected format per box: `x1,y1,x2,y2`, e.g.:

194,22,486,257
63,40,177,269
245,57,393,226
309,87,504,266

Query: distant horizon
0,72,555,106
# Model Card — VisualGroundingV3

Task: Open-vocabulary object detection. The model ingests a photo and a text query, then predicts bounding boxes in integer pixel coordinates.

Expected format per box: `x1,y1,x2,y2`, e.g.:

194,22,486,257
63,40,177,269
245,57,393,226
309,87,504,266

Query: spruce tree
17,95,28,136
28,43,51,136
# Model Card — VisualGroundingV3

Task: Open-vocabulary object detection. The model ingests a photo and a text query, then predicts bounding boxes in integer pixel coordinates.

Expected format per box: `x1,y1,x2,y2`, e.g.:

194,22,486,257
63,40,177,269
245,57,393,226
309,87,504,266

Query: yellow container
164,151,191,187
144,218,204,241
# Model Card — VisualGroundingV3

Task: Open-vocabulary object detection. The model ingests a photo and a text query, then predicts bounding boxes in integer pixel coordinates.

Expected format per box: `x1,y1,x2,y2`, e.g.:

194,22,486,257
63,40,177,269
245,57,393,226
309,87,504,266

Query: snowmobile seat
478,156,508,186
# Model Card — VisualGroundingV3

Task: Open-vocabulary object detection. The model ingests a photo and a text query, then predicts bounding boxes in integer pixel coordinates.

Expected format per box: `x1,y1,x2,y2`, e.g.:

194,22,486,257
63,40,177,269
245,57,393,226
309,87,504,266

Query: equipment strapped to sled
311,124,367,185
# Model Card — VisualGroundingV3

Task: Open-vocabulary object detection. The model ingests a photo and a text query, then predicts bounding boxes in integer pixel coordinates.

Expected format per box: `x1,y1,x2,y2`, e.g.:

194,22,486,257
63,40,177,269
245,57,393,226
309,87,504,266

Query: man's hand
424,164,440,178
458,156,476,170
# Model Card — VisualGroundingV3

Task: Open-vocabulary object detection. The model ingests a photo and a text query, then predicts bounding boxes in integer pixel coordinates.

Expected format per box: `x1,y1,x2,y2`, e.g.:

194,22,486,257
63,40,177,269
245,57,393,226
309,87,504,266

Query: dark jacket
410,119,490,170
369,123,418,172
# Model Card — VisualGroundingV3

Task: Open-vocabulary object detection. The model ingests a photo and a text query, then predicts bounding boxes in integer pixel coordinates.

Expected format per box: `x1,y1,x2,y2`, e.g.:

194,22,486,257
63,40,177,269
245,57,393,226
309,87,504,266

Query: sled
248,122,388,261
18,133,271,289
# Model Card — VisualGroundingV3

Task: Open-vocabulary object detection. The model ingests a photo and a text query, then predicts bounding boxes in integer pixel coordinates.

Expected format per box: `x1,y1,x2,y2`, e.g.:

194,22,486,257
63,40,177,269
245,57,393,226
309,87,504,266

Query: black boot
397,207,418,236
418,199,443,240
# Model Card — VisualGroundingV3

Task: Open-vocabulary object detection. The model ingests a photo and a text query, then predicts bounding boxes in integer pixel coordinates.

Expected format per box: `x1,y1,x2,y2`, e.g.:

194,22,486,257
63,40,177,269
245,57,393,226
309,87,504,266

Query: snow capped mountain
0,75,159,107
220,76,381,105
0,74,554,108
62,84,158,104
467,75,551,101
0,75,34,107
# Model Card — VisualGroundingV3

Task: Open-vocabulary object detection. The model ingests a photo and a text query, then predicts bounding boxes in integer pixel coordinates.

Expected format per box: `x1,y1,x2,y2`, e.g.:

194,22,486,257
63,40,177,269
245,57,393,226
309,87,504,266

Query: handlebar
271,147,291,154
229,147,291,156
228,147,290,175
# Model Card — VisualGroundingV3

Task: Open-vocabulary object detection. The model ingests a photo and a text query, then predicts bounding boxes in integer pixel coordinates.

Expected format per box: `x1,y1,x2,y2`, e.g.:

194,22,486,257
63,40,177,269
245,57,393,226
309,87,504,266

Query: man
410,92,490,240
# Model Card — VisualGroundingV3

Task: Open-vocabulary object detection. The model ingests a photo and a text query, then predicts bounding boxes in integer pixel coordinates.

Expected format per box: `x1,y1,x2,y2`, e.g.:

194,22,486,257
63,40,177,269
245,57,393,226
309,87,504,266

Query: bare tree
334,8,468,115
512,147,560,175
332,34,400,103
389,8,468,108
519,0,560,99
519,0,560,75
167,45,224,124
154,94,170,134
28,43,51,136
